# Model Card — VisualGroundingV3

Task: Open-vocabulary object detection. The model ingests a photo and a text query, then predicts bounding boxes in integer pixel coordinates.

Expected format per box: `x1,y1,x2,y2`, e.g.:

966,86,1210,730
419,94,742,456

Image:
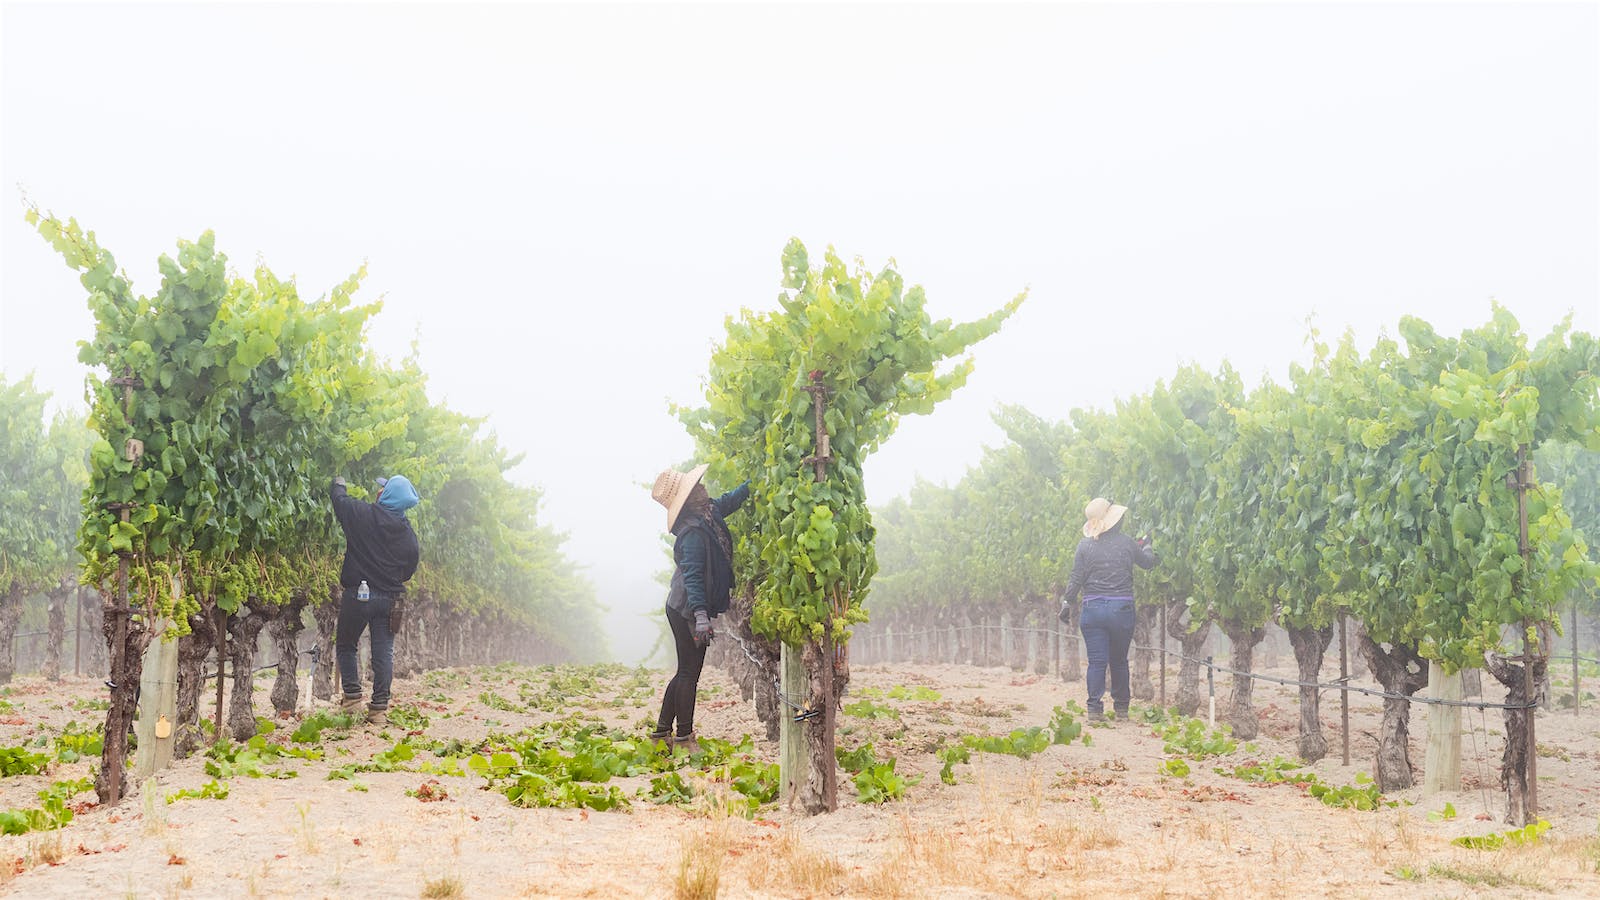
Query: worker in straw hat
1059,497,1157,722
649,464,750,748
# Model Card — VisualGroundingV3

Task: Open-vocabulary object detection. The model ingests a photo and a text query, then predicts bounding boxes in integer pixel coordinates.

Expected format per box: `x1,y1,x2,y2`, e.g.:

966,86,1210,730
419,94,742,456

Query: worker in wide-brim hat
1060,497,1157,722
648,464,750,749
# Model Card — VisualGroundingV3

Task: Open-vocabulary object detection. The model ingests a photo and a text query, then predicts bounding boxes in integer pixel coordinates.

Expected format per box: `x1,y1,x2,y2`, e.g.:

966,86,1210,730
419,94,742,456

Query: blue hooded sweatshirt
377,475,420,515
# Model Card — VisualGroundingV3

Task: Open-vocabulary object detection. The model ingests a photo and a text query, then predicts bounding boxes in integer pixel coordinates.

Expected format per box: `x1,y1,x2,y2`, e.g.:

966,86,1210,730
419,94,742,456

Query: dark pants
336,592,395,710
1080,598,1135,715
656,607,706,738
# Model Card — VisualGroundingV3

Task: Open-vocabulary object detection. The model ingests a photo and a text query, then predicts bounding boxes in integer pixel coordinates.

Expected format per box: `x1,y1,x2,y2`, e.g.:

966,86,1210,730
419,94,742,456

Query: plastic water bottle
357,580,370,602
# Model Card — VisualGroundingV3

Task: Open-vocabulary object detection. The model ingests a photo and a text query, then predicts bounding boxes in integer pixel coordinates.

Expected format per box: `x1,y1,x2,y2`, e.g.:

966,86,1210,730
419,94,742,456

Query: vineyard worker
331,474,421,726
1060,497,1156,722
650,464,750,748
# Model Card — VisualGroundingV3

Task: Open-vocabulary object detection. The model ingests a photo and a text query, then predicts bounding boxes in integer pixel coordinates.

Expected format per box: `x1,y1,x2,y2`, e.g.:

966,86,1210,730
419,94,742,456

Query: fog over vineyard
2,2,1595,665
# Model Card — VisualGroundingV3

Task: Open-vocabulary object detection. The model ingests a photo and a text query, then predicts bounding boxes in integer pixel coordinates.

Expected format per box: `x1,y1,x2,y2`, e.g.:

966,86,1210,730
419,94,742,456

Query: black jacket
667,482,750,618
331,479,420,597
1062,529,1158,602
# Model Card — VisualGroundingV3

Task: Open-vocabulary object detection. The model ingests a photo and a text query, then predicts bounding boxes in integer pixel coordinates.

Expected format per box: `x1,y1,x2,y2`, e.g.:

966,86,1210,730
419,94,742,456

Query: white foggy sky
2,2,1597,665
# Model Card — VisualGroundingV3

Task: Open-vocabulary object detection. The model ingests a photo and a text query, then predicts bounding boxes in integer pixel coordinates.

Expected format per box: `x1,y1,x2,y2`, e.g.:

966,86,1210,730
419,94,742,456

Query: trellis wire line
1127,644,1540,711
854,620,1538,710
1548,653,1600,665
719,628,814,717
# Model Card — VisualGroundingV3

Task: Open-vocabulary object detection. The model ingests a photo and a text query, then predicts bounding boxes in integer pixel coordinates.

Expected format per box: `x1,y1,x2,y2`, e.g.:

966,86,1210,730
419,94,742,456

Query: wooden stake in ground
779,644,808,808
785,372,846,815
1339,611,1350,767
135,613,180,781
1515,445,1538,821
1423,660,1461,795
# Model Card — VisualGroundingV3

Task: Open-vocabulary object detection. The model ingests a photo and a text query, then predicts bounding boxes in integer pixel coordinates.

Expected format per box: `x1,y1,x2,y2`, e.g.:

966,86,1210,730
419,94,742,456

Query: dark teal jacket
667,482,750,618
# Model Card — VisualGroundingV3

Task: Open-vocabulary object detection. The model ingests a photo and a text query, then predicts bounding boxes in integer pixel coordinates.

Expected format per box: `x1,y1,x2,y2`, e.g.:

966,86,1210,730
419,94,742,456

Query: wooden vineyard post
135,613,180,781
1159,601,1168,708
779,644,809,807
1339,611,1350,767
1423,660,1461,795
213,607,227,746
783,370,844,814
1573,603,1580,718
74,589,81,678
1515,445,1538,820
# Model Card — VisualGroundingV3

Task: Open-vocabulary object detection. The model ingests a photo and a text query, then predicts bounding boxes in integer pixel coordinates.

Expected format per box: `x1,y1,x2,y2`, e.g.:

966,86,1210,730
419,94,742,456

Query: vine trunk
1283,621,1333,762
1221,621,1265,740
1356,626,1429,791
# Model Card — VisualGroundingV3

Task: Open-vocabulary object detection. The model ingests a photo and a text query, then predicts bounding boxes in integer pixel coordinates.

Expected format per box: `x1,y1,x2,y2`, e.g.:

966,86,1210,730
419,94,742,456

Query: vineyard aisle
3,661,1599,898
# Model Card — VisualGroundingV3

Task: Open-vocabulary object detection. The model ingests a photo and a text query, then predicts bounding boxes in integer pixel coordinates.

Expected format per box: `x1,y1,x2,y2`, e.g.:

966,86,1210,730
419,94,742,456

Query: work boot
1087,711,1106,723
366,707,388,728
673,731,699,754
338,695,364,716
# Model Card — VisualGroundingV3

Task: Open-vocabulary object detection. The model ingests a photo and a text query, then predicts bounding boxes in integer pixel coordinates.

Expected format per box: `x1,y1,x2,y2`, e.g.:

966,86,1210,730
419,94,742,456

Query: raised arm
330,477,361,531
715,481,751,518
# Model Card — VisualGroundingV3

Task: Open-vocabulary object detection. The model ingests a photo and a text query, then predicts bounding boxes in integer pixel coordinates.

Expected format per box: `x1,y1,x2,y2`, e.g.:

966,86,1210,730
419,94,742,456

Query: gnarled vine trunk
1487,648,1549,825
1284,622,1333,762
1356,626,1428,791
81,590,107,678
226,596,273,741
269,590,308,716
174,606,217,758
800,635,848,815
311,586,339,701
1131,602,1157,700
1221,621,1265,740
98,580,152,805
1168,600,1210,717
45,577,72,681
0,585,25,684
717,590,780,742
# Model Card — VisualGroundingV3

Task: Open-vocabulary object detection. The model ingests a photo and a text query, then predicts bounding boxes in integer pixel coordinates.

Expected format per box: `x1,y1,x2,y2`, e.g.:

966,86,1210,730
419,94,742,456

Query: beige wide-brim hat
1083,497,1128,539
652,464,709,531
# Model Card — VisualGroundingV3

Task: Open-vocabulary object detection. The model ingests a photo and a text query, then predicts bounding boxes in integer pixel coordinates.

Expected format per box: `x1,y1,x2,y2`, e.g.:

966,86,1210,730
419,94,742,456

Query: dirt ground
2,657,1599,899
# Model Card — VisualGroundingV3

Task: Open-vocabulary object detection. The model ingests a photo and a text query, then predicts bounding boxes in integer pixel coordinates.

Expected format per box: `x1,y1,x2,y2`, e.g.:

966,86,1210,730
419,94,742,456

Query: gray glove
693,609,713,646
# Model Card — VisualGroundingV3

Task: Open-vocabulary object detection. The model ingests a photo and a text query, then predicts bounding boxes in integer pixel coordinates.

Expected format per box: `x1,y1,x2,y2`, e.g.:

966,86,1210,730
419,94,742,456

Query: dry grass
421,873,466,899
28,833,66,867
141,778,168,836
744,828,848,895
294,801,319,854
672,814,732,900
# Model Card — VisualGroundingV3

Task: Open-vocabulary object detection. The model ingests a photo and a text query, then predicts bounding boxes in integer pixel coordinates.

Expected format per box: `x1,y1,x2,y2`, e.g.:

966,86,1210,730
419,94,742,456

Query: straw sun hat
652,464,710,531
1082,497,1128,539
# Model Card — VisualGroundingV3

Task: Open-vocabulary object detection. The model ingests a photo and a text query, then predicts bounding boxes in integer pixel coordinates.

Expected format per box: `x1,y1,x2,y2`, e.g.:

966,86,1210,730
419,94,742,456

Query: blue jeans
336,591,394,710
1080,598,1135,715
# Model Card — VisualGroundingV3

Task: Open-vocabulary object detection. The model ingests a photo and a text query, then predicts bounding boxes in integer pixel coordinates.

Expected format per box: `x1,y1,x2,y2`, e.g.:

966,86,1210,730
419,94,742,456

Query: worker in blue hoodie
331,474,420,725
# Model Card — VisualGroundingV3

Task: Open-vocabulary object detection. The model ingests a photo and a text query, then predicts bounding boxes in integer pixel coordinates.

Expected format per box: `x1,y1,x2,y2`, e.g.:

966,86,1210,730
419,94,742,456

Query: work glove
1058,600,1073,624
333,476,347,487
389,598,405,635
1136,534,1152,550
693,609,714,647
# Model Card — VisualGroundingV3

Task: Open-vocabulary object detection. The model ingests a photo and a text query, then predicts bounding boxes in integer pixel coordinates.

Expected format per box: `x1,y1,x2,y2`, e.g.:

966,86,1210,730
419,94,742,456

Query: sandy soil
2,658,1598,899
